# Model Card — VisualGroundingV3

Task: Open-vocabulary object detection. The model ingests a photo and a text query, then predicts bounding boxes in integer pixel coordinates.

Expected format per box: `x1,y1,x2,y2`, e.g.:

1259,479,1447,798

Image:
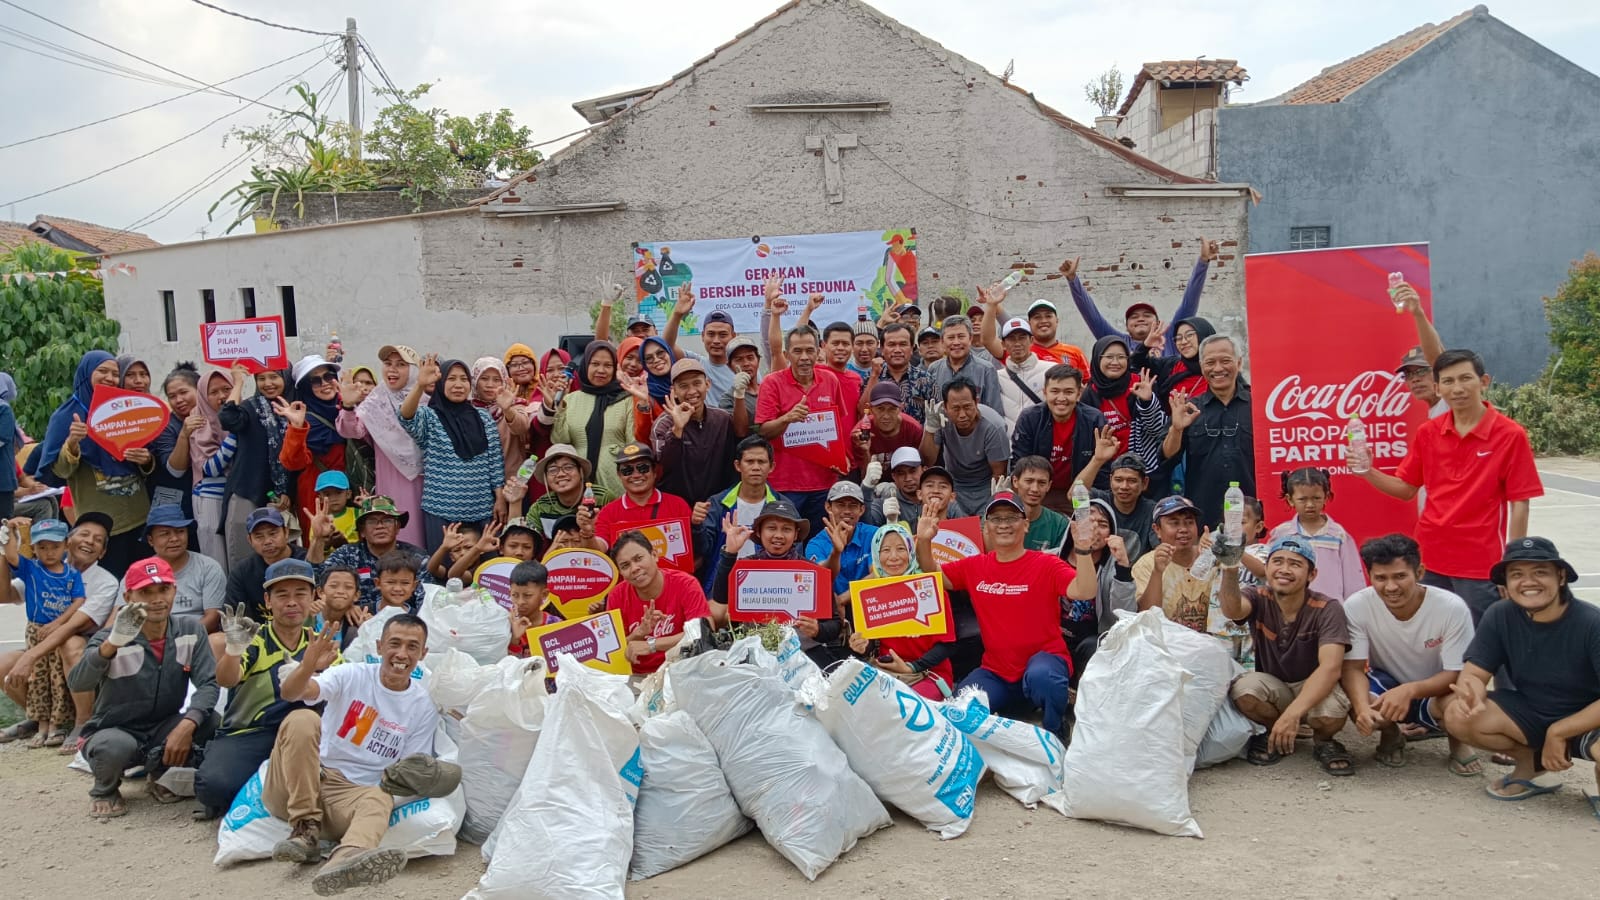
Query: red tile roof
1117,60,1249,117
30,215,161,254
0,221,48,252
1276,7,1480,104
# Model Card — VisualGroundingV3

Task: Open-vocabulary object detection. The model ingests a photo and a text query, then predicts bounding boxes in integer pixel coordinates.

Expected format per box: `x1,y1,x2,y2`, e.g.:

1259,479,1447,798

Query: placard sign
541,548,618,619
849,572,952,639
87,384,171,460
472,556,523,611
929,516,985,568
602,517,693,572
525,609,632,676
201,315,289,374
727,559,832,623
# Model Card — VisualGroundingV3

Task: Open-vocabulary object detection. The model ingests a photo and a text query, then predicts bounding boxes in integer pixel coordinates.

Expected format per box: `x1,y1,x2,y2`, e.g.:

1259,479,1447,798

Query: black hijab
429,359,489,460
576,340,626,472
1158,316,1217,395
1088,335,1132,402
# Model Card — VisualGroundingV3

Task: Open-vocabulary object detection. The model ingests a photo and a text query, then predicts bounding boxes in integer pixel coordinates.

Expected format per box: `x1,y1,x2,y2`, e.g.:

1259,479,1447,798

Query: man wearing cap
672,307,737,407
653,357,736,505
757,327,854,536
270,613,445,894
1060,497,1139,675
806,481,876,595
1094,453,1156,542
916,325,943,368
857,381,925,462
991,315,1050,429
527,443,615,547
226,507,307,622
194,558,340,818
696,436,785,591
920,378,1010,517
916,492,1098,737
308,497,429,614
1060,243,1216,356
1441,537,1600,802
1011,364,1115,510
1164,334,1255,528
627,313,657,338
595,442,694,547
718,336,764,438
929,315,1003,414
68,556,220,818
849,319,879,380
875,323,934,425
1133,495,1217,633
1218,534,1355,773
866,447,930,527
125,504,226,631
712,498,844,665
315,469,359,547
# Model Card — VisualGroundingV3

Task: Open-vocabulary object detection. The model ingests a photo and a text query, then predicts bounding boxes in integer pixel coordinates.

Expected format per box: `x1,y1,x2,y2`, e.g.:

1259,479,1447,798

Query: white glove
0,522,9,547
882,494,900,523
731,371,752,399
862,459,883,489
874,481,897,499
991,475,1012,495
220,602,260,657
925,400,946,432
106,602,148,648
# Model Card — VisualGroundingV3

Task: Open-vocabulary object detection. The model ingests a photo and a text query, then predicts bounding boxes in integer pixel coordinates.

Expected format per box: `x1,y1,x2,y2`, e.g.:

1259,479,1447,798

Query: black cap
919,465,954,485
1108,453,1145,475
1489,537,1578,585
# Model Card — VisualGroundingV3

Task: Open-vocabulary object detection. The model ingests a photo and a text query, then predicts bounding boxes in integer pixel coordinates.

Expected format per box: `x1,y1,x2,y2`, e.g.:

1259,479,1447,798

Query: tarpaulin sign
929,517,985,568
600,517,693,573
541,548,618,620
632,229,918,334
525,609,632,676
472,556,523,611
87,384,170,460
849,572,953,640
1245,243,1432,544
726,559,832,623
202,316,288,374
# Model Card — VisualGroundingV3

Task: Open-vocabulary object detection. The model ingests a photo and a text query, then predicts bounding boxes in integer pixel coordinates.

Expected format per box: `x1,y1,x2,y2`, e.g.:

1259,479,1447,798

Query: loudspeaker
557,333,593,361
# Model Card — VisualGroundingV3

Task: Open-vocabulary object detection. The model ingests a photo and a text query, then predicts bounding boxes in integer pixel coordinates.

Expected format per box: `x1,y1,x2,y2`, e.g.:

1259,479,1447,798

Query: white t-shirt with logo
313,662,439,786
1344,585,1474,684
733,496,765,559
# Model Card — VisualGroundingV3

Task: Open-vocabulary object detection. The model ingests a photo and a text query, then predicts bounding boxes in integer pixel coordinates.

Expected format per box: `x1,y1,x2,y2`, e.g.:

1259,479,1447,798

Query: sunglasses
308,371,340,385
617,461,654,476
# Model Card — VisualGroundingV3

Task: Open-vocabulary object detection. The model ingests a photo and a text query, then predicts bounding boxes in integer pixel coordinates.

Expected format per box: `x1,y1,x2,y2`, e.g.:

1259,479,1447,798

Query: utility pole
343,17,361,160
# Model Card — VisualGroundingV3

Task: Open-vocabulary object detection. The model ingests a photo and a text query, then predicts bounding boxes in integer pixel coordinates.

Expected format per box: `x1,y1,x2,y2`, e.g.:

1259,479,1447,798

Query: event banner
541,548,618,619
849,572,953,640
632,228,917,335
201,315,289,373
1244,243,1433,543
597,517,693,573
87,384,170,460
526,609,632,676
726,559,832,622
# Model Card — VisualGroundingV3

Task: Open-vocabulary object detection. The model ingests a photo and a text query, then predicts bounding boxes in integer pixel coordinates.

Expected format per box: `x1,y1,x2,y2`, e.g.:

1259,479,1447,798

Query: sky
2,0,1597,245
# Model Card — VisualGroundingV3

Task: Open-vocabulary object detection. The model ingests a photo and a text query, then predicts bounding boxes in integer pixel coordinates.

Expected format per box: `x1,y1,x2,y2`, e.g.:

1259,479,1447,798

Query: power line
356,34,402,96
0,23,202,89
0,31,196,91
0,42,331,152
0,0,298,115
185,0,342,37
0,56,326,207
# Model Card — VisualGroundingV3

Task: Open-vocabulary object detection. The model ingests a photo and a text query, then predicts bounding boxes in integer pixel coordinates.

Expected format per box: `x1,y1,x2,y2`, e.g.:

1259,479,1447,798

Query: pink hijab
356,356,423,481
187,369,232,483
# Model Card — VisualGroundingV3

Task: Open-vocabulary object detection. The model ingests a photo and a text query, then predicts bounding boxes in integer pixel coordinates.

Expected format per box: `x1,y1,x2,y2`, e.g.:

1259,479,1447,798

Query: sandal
1446,752,1485,777
24,731,49,749
1246,732,1282,766
42,728,68,748
1374,729,1407,768
1484,773,1561,801
148,780,183,804
1313,739,1356,776
57,730,86,757
90,793,127,819
1402,723,1446,742
0,719,39,744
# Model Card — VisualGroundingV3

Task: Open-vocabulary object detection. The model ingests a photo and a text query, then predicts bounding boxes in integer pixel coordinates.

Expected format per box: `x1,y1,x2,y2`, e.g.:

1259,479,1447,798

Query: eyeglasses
1099,354,1129,363
545,463,579,476
617,461,654,476
986,515,1025,526
507,359,536,370
309,371,340,385
644,350,670,363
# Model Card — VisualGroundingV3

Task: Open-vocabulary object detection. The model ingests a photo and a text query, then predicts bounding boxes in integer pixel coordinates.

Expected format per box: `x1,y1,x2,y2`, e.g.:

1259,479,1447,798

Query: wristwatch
647,636,658,653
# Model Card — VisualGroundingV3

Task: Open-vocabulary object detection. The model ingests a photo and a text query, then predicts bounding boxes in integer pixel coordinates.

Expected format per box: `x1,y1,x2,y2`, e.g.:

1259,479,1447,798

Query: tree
1544,251,1600,396
0,243,121,436
1084,66,1125,117
364,83,543,209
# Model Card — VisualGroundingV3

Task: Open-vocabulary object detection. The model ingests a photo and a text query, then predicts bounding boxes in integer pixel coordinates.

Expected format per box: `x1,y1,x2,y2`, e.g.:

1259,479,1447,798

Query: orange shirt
1030,341,1090,378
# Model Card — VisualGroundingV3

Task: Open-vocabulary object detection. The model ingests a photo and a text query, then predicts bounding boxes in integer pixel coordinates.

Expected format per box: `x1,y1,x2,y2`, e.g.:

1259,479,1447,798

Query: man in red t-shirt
593,443,693,566
606,531,711,674
1355,349,1543,625
855,380,924,468
755,328,852,536
915,491,1098,738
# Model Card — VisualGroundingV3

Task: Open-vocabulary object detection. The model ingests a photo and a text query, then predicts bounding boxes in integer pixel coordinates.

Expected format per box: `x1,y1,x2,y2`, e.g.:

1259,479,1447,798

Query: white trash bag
1063,609,1201,837
817,659,985,839
630,710,752,879
1196,696,1258,769
938,689,1067,813
420,583,512,666
423,647,501,713
673,636,890,880
457,656,551,844
467,655,641,899
1152,614,1239,771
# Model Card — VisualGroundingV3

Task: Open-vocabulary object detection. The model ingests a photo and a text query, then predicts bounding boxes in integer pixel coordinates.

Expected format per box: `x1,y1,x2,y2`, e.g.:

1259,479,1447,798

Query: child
373,550,421,613
543,514,586,556
446,517,541,582
846,523,956,700
1,518,84,748
710,499,843,668
427,522,483,581
314,471,357,547
499,518,540,562
507,560,551,657
1270,467,1365,599
316,565,368,648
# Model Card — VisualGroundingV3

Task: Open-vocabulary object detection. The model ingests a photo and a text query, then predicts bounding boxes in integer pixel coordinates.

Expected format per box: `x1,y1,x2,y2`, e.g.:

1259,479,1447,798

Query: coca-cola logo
1264,371,1413,424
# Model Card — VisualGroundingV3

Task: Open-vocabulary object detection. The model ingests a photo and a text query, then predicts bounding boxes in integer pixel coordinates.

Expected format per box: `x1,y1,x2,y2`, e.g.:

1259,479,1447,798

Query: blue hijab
639,336,677,403
0,371,22,445
39,350,138,477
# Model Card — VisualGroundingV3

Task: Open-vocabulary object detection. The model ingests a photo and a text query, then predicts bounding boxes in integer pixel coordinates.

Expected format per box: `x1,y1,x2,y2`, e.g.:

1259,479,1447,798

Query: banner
87,384,170,460
525,609,632,676
929,517,985,568
726,559,832,623
541,548,618,619
201,315,289,374
1245,243,1433,544
632,228,917,334
849,572,953,640
472,556,523,611
599,517,693,573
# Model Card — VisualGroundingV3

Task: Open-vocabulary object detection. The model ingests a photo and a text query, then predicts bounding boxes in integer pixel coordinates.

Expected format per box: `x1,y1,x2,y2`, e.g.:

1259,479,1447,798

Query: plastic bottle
581,483,597,509
1000,268,1027,291
328,330,344,362
1347,415,1371,474
1070,482,1091,523
1223,481,1245,544
1189,546,1217,580
513,457,538,486
1387,272,1406,312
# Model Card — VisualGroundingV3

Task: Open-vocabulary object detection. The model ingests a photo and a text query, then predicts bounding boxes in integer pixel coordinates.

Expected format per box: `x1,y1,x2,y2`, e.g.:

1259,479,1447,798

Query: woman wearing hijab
279,356,349,536
116,355,153,395
0,372,18,518
541,340,632,497
161,367,235,567
38,351,155,576
218,362,293,568
400,354,504,549
1083,336,1135,456
470,357,510,420
504,343,540,404
845,522,956,700
338,345,425,547
1134,315,1216,409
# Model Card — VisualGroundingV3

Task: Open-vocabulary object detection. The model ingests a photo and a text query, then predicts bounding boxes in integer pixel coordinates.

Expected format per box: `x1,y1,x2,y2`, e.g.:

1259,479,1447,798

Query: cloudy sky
2,0,1596,245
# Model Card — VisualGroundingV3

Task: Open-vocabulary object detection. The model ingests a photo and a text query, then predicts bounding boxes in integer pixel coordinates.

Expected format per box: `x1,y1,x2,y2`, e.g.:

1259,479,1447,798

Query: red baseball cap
125,556,177,592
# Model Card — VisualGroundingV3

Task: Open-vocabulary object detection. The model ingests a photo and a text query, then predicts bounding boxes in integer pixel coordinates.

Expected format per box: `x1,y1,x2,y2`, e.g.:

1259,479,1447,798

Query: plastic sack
817,659,985,839
1151,614,1239,771
771,625,823,689
1062,609,1201,837
420,583,512,666
673,636,889,880
214,729,466,866
1195,696,1258,769
630,710,753,879
457,656,551,844
938,689,1067,813
467,655,641,899
422,647,501,713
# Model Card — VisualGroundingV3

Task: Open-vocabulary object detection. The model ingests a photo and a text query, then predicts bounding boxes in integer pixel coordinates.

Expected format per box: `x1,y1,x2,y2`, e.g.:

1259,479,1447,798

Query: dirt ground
3,727,1598,899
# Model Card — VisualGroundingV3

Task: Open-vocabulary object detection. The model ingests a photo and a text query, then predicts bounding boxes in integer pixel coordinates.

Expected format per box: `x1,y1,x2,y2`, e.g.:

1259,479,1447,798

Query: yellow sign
848,572,952,639
525,609,632,676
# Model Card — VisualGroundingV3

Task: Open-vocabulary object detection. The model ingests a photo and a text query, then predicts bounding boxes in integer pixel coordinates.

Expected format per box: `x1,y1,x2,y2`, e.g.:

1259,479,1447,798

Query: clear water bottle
1387,272,1406,312
1347,415,1371,474
513,457,537,486
1223,481,1244,544
1189,546,1216,580
1070,482,1091,523
1000,268,1027,291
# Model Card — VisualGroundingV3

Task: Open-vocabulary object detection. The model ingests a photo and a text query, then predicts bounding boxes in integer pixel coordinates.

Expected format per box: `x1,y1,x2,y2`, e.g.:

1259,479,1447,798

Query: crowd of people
0,243,1595,894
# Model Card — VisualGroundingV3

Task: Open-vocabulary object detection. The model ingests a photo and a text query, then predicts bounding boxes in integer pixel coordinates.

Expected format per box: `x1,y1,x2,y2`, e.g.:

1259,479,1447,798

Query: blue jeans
957,651,1072,736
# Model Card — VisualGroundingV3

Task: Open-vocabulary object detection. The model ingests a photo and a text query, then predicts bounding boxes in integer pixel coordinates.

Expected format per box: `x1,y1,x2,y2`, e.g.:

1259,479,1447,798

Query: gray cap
827,482,866,503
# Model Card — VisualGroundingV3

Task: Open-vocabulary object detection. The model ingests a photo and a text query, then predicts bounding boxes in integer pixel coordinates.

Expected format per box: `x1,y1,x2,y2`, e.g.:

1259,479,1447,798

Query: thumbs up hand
67,413,88,448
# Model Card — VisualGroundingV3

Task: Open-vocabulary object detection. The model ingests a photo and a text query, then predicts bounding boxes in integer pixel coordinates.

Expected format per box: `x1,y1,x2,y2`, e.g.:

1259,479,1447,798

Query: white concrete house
103,0,1251,377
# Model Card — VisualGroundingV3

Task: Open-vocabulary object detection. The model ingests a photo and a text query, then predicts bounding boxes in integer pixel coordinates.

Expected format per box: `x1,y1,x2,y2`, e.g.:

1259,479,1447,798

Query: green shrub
1488,382,1600,456
1543,252,1600,397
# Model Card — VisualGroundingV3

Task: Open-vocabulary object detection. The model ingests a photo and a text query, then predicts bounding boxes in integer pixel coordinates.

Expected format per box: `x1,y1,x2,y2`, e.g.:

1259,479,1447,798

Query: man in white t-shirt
1339,533,1477,773
270,613,447,895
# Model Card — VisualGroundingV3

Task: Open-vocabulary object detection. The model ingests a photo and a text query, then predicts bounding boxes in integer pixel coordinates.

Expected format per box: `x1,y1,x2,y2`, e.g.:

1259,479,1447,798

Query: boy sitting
1,518,85,748
374,551,421,613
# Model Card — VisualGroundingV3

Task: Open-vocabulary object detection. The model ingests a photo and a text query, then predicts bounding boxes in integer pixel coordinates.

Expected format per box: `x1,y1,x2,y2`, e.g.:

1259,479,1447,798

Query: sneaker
312,846,407,896
272,818,323,864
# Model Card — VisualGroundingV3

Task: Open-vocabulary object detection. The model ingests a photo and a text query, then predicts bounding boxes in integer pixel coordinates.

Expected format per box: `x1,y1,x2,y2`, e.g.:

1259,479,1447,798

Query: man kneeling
269,613,448,895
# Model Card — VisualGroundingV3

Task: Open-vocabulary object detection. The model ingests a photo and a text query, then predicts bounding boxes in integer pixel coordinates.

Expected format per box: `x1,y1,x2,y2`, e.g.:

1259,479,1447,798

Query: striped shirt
193,432,238,500
400,405,504,522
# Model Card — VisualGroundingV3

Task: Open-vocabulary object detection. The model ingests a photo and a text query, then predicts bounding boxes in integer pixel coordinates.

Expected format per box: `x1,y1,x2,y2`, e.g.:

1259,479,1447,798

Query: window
201,289,216,324
160,291,177,342
240,286,256,318
1289,226,1330,251
280,285,297,336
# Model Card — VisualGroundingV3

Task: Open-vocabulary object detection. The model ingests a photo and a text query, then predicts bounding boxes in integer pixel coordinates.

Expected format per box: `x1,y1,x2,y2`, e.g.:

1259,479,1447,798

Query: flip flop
1402,723,1446,742
1485,774,1562,801
90,793,127,819
1374,730,1407,768
1447,753,1485,777
42,728,68,748
0,720,39,744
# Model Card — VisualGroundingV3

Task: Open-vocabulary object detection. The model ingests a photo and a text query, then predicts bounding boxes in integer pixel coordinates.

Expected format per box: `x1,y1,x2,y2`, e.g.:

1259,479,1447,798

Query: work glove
882,495,901,524
874,481,898,499
925,401,946,432
1212,533,1245,567
107,602,148,648
220,602,261,657
991,475,1012,495
731,371,752,399
862,459,883,489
